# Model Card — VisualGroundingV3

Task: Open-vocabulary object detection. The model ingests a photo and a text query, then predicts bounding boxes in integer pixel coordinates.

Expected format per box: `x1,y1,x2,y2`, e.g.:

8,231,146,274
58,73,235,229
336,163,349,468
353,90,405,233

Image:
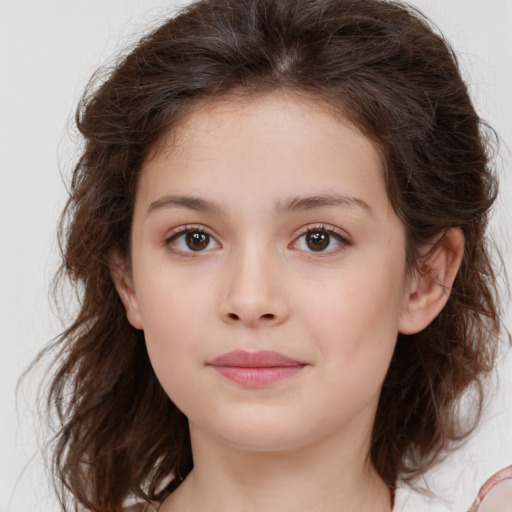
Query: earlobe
109,252,144,330
399,228,464,335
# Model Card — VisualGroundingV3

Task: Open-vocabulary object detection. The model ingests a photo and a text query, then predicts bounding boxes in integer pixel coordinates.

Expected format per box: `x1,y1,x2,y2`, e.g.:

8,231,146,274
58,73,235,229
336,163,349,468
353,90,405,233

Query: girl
42,0,510,510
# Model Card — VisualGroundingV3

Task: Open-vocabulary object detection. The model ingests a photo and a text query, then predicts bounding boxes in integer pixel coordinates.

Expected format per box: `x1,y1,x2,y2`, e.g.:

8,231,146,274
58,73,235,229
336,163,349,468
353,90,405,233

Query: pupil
186,232,209,251
307,231,329,251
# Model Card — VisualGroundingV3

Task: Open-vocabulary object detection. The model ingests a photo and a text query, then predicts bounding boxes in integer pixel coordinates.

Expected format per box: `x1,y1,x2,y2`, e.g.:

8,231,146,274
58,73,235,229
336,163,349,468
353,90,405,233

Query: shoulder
124,502,159,512
393,485,452,512
394,466,512,512
468,465,512,512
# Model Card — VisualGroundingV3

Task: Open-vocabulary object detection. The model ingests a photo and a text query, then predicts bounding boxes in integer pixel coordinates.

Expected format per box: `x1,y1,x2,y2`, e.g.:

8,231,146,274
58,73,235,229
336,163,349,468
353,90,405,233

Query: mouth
207,350,307,387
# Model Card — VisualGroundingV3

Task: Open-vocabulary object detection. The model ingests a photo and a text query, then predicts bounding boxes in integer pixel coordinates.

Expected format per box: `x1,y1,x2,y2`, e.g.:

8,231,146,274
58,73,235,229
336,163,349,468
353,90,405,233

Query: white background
0,1,511,511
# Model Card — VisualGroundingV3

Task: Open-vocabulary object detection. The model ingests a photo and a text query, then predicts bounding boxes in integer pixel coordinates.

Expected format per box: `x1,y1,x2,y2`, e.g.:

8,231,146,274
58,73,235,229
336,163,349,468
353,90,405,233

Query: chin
199,412,327,453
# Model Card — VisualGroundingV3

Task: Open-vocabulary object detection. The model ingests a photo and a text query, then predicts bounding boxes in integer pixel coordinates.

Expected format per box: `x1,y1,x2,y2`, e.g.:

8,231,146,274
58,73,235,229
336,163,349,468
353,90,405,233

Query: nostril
225,312,276,323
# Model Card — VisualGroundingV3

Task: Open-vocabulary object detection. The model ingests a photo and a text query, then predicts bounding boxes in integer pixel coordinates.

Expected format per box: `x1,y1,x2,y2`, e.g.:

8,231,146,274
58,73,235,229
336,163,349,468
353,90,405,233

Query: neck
161,425,392,512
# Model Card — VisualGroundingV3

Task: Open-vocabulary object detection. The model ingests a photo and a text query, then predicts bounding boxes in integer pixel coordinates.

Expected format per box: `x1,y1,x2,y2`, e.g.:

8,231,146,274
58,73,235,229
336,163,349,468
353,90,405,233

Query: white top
393,486,453,512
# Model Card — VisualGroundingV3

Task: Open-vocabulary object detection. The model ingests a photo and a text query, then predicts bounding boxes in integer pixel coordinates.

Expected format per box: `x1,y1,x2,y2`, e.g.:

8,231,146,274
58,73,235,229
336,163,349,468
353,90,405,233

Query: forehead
137,91,390,215
149,90,381,161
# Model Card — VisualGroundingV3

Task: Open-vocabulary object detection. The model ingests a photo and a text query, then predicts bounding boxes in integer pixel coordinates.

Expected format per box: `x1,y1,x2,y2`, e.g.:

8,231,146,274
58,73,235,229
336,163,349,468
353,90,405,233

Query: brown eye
291,225,350,255
165,228,220,254
306,231,330,251
185,231,209,251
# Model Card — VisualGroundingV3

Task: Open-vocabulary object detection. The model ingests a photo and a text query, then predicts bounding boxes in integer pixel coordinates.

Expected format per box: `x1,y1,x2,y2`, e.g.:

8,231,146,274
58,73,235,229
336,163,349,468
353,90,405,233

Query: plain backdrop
1,1,511,511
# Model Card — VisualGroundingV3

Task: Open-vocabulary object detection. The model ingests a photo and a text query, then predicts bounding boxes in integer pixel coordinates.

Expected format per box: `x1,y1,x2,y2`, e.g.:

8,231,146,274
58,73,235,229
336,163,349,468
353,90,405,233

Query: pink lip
208,350,306,387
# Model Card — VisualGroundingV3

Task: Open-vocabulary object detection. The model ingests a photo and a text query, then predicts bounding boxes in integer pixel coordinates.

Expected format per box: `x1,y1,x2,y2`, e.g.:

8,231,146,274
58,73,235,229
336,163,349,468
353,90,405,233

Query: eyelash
164,224,220,255
163,223,352,256
291,224,352,256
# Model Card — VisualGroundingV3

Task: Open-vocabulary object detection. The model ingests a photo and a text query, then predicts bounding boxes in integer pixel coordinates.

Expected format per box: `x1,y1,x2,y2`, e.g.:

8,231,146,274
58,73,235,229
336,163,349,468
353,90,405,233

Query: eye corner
163,224,222,255
290,223,352,256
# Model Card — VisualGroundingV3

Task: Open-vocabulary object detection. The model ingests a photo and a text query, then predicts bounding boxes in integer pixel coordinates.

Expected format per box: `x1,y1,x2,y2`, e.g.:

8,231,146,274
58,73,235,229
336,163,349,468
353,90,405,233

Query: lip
208,350,306,387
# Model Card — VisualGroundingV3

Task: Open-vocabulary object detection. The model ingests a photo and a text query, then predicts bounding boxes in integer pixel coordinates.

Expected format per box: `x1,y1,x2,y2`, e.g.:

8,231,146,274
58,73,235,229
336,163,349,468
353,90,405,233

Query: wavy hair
42,0,501,510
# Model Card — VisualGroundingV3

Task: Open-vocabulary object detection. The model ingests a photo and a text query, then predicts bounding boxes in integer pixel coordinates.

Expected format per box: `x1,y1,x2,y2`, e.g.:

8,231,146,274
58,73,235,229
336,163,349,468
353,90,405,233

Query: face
120,92,415,454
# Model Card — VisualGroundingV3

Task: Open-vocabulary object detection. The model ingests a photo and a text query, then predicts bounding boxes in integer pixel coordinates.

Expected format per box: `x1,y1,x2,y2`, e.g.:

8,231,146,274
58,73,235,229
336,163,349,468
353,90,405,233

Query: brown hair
43,0,501,510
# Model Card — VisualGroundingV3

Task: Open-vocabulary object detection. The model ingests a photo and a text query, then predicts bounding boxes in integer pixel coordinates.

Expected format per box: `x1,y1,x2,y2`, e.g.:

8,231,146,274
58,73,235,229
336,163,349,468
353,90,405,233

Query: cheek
135,254,216,340
134,271,214,399
299,260,405,386
303,266,403,342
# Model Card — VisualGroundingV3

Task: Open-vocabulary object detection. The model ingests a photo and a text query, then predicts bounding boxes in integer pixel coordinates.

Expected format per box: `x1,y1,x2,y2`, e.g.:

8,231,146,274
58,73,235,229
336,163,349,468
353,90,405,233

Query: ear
399,228,464,335
109,252,144,330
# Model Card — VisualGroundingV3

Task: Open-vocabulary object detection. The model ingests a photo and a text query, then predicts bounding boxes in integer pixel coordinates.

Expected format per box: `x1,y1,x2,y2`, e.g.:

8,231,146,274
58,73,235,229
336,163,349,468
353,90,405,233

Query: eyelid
164,223,212,241
163,224,221,254
162,223,351,256
294,223,352,241
290,223,352,255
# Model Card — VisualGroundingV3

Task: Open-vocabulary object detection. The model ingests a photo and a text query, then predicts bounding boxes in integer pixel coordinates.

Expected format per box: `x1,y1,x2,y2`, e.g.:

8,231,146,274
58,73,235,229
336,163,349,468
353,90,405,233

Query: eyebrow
274,193,373,216
147,193,373,216
147,195,224,215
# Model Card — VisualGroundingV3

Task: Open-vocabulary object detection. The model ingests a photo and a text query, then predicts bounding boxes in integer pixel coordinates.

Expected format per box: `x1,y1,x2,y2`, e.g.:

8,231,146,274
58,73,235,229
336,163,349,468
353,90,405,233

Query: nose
219,245,290,328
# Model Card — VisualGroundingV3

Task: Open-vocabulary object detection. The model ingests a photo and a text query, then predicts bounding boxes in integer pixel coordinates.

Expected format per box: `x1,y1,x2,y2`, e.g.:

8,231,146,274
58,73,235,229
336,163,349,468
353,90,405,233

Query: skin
478,480,512,512
113,91,464,512
469,466,512,512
